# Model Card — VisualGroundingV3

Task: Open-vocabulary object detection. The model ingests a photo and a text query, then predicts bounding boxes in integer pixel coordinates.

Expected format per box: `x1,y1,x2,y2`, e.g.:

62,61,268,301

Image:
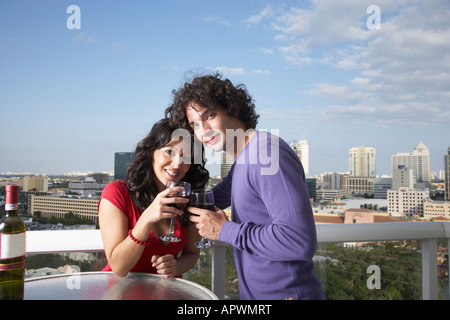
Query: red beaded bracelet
128,229,150,246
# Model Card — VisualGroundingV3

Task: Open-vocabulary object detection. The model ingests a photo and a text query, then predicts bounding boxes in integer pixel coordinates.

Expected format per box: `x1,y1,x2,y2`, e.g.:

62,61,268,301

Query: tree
315,242,424,300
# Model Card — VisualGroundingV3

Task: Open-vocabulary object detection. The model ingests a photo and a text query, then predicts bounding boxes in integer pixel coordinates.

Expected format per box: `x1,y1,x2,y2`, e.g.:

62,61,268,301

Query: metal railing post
211,244,226,300
421,238,438,300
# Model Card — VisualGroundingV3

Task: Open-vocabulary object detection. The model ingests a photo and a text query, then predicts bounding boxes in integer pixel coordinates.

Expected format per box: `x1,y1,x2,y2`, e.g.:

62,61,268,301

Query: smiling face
152,139,191,192
186,102,249,156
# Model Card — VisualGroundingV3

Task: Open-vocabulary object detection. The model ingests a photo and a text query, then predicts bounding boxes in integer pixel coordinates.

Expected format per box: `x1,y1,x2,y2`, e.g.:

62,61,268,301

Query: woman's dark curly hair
125,118,209,225
165,72,259,131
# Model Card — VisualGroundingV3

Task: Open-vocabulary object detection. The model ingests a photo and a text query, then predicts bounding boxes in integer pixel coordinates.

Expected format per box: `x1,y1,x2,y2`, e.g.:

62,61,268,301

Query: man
166,73,324,300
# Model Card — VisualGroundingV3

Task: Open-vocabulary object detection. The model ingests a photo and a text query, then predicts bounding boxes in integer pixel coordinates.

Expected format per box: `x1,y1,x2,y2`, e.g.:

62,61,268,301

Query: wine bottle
0,185,26,300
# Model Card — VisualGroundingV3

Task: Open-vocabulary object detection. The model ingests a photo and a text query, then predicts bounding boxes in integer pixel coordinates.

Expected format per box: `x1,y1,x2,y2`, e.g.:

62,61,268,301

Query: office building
114,152,134,181
316,188,352,202
387,187,429,218
28,194,99,222
445,147,450,201
69,177,102,197
392,165,416,190
424,200,450,220
306,178,317,202
344,176,374,197
392,142,431,182
23,175,48,192
320,172,347,190
349,146,376,177
221,152,234,179
374,177,392,199
289,140,309,176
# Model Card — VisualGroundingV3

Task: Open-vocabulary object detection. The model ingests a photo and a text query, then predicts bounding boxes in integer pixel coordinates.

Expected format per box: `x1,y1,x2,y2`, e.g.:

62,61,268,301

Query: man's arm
219,145,317,262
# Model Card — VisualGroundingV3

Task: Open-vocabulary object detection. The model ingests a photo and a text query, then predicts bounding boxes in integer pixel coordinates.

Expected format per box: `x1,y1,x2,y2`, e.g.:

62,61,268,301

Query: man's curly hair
165,72,259,131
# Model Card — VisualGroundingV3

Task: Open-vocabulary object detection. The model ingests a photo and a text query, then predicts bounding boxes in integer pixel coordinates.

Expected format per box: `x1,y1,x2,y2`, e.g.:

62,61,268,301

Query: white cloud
244,4,274,25
206,66,270,76
252,69,270,75
73,32,94,45
350,77,382,92
164,65,180,73
138,67,148,76
207,66,246,76
111,41,127,50
259,108,304,123
304,83,378,105
315,100,450,127
259,48,275,55
271,2,374,47
248,1,450,126
203,16,231,27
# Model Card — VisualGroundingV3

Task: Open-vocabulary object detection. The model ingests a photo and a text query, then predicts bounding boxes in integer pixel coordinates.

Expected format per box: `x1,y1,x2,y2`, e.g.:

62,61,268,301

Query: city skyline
1,1,449,177
0,140,444,180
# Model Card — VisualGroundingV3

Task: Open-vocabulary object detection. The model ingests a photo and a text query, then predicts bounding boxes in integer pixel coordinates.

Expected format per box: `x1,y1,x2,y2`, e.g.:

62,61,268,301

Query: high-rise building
114,152,134,181
320,172,347,189
374,177,392,199
289,140,309,176
306,178,317,202
221,152,234,179
392,165,416,190
391,142,430,182
445,147,450,200
23,175,48,192
349,146,376,177
387,187,429,218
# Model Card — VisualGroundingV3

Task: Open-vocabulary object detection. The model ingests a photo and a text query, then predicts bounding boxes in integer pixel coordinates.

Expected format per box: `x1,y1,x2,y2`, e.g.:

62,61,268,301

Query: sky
0,0,449,177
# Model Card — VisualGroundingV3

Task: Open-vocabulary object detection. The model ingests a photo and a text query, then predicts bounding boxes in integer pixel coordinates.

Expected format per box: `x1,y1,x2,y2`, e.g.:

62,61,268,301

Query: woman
98,118,209,278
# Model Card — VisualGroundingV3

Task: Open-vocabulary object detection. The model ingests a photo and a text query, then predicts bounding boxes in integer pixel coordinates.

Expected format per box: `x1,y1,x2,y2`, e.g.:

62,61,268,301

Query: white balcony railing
26,221,450,300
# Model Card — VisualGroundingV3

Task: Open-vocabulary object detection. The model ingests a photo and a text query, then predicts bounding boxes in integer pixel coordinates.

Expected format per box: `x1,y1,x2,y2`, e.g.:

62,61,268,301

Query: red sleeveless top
99,180,188,274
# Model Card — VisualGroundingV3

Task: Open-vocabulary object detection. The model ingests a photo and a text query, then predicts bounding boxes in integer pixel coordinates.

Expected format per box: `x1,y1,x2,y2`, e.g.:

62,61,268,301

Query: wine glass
159,181,191,242
190,189,215,248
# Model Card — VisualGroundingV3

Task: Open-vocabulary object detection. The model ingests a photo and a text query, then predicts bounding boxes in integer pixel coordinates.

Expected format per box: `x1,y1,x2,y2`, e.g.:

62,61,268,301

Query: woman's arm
176,224,201,274
99,198,150,277
99,186,188,277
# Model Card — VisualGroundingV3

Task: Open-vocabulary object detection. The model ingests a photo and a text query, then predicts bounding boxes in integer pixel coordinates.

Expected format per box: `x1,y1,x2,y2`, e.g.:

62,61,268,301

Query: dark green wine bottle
0,185,26,300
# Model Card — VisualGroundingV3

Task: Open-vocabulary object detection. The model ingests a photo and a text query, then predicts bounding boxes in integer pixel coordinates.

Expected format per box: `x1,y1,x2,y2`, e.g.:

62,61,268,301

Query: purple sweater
213,131,324,300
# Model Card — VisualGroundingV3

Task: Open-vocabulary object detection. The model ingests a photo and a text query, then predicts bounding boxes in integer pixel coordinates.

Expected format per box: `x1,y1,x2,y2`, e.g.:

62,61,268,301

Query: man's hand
188,206,228,241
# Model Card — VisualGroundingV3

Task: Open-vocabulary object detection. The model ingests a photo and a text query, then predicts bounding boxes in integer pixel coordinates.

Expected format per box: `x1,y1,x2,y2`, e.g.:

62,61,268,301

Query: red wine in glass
169,202,188,210
160,181,191,242
190,189,215,248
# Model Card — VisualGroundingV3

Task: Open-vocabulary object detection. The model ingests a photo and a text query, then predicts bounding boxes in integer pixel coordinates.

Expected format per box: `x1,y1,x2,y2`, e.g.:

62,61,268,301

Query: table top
24,272,218,300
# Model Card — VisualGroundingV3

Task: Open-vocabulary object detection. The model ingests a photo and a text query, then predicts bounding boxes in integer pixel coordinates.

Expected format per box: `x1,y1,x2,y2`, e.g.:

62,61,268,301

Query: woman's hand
151,254,177,278
142,186,189,224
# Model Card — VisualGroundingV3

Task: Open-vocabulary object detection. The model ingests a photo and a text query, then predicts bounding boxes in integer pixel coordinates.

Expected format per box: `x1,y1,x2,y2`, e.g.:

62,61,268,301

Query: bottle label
0,232,26,260
5,204,18,211
0,260,25,270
